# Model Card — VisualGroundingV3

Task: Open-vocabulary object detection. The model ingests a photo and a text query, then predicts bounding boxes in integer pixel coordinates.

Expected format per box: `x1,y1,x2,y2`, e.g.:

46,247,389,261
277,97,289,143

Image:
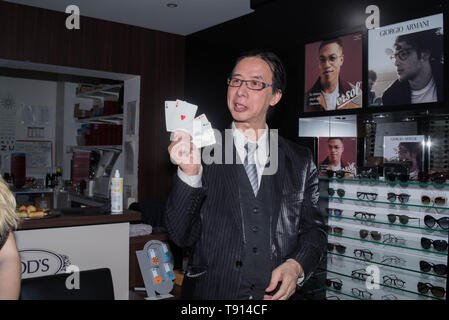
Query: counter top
17,208,142,230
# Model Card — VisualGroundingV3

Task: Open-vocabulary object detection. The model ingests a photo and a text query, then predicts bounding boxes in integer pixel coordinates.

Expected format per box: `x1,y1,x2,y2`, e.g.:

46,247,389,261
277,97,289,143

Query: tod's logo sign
19,249,71,278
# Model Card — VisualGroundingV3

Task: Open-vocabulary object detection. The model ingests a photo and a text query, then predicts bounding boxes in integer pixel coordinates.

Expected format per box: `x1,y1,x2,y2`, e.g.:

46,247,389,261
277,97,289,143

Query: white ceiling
5,0,253,36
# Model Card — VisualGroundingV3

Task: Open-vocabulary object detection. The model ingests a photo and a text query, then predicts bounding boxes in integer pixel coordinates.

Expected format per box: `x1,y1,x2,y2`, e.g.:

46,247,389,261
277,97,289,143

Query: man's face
227,57,281,129
398,145,412,161
393,41,424,82
328,139,344,163
318,43,344,85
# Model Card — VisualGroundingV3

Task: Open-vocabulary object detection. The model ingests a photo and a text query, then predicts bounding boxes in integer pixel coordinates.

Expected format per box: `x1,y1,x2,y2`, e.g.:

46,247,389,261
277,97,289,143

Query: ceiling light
167,3,178,8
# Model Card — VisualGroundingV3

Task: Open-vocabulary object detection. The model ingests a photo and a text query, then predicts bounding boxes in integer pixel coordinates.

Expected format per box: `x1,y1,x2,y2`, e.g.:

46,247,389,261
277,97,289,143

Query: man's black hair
319,38,344,52
395,28,443,63
233,50,287,94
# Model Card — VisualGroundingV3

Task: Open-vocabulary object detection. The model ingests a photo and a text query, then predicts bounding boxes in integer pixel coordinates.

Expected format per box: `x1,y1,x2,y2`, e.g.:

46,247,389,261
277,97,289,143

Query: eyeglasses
351,288,372,299
381,255,406,265
421,237,448,252
359,229,381,241
353,249,373,260
387,192,410,204
387,214,418,225
419,261,447,275
417,282,446,298
383,233,406,245
325,278,343,290
328,188,345,197
227,77,272,91
421,195,446,206
351,269,371,281
424,215,449,230
388,48,413,62
357,192,377,201
326,170,346,179
386,172,409,183
353,211,376,221
319,54,342,64
327,242,346,254
327,226,343,235
325,208,343,216
383,274,406,288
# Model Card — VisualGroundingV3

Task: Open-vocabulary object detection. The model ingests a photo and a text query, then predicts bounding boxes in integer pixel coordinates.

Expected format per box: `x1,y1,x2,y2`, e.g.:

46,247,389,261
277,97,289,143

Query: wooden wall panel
0,1,184,201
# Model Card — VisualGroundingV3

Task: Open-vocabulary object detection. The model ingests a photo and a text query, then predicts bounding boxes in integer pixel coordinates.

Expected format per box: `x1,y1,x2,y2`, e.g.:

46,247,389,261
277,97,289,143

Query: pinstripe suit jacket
165,131,327,300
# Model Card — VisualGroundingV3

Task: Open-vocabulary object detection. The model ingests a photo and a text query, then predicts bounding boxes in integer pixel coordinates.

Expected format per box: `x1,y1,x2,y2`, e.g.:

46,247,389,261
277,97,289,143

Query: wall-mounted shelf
76,84,121,100
75,114,123,125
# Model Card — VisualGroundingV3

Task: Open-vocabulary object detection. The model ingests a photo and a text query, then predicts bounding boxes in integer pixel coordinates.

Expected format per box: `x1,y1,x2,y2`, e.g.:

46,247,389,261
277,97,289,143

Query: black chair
20,268,114,300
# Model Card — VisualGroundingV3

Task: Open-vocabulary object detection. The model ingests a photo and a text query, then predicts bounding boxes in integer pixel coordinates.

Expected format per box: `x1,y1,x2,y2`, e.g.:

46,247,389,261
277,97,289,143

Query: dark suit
165,130,327,299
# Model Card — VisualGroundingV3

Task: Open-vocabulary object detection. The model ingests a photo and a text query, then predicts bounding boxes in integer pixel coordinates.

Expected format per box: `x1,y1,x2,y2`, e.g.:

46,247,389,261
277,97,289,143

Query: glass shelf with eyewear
323,212,449,236
319,176,449,188
325,249,447,280
327,231,448,257
323,268,445,301
321,194,449,211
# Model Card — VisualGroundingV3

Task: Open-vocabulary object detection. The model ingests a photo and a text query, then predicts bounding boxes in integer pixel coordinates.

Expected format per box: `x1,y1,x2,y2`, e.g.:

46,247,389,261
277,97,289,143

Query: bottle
45,168,52,188
110,169,123,214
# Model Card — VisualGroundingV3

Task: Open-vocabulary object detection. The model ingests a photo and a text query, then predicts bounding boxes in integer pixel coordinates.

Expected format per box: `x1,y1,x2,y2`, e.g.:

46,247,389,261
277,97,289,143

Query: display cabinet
321,176,448,300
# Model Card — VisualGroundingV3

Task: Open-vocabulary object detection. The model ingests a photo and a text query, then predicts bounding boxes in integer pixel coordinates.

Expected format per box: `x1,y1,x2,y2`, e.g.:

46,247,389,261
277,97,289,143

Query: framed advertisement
304,32,363,113
383,135,425,179
368,13,444,107
318,137,357,175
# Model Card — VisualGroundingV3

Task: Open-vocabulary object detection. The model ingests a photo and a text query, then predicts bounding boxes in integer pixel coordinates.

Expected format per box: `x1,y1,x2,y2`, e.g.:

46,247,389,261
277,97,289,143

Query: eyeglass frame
421,195,447,206
424,215,449,230
420,237,448,252
353,249,373,260
318,54,343,64
328,188,345,197
227,76,272,91
387,214,419,225
327,242,346,254
353,211,376,221
383,233,406,245
381,255,406,265
419,260,448,275
387,192,410,203
382,274,406,288
351,287,372,299
388,47,414,62
417,282,446,298
325,208,343,216
356,192,378,201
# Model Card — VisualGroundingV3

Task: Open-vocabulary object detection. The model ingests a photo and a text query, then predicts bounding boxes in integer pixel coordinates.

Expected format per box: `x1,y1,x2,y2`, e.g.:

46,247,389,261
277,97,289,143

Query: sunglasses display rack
428,120,449,171
319,176,448,300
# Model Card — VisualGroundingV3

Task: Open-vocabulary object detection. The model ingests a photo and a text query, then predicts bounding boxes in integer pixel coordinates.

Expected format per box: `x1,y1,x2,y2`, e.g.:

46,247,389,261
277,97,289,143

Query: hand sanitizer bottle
111,169,123,214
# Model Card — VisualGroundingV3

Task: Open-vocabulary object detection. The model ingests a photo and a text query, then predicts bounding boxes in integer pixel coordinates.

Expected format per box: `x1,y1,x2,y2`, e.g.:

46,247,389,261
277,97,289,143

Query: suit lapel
270,133,286,236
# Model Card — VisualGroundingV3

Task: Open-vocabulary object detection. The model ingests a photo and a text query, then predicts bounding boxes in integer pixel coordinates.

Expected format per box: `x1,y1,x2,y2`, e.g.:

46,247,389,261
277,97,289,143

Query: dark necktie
244,142,259,196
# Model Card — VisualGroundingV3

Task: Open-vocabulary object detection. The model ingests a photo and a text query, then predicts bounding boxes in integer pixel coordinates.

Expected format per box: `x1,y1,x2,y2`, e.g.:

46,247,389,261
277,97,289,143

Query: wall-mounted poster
304,32,363,113
368,13,444,107
318,137,357,175
383,135,425,179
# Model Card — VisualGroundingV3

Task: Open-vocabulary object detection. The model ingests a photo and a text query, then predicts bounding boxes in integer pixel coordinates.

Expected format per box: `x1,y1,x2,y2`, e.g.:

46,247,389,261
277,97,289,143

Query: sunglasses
325,208,343,216
386,172,409,183
387,193,410,204
327,226,343,235
351,288,372,299
430,172,448,184
419,261,447,275
359,229,381,241
421,237,448,252
421,195,446,206
417,282,446,298
325,278,343,290
424,215,449,230
383,233,406,245
326,170,346,179
357,192,378,201
353,249,373,260
383,274,406,288
387,214,418,225
381,255,406,265
358,168,378,180
328,188,345,197
328,242,346,254
353,211,376,221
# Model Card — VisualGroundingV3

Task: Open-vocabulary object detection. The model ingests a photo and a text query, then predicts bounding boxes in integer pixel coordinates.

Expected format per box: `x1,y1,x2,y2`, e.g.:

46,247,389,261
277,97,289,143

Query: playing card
165,99,198,132
192,114,216,148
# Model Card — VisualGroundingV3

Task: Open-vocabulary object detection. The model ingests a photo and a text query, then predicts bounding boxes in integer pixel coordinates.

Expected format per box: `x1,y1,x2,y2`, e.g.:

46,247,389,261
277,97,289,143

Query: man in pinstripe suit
166,51,327,300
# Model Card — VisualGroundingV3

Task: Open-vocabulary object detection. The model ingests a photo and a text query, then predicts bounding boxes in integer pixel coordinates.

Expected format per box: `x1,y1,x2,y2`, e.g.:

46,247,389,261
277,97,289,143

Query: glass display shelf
324,287,363,300
326,251,447,280
323,214,449,235
324,268,445,301
321,195,449,211
319,176,449,188
328,233,448,257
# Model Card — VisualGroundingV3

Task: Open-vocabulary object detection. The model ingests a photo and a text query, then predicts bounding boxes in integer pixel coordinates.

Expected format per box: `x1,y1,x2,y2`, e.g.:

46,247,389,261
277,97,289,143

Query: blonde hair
0,176,18,237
